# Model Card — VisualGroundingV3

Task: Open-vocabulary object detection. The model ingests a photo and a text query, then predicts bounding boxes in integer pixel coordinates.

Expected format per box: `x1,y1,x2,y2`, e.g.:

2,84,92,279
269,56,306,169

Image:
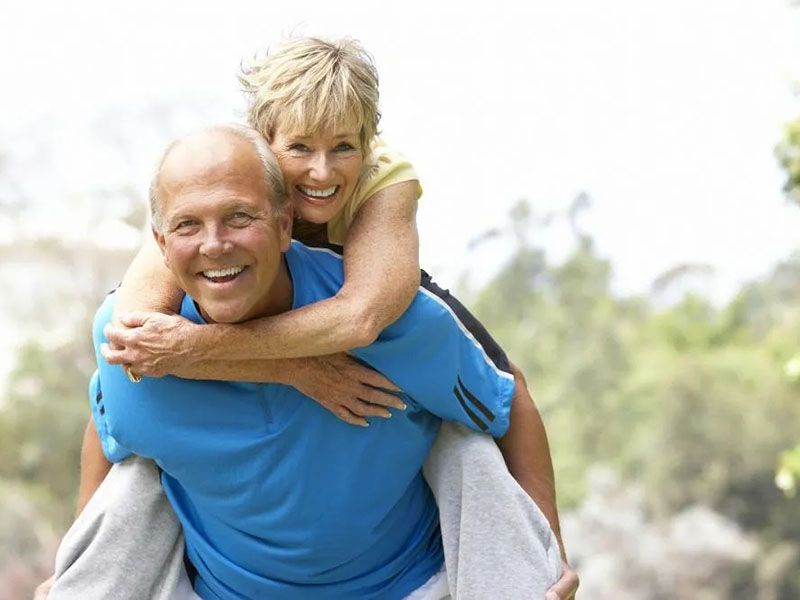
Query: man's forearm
495,365,565,559
77,417,113,516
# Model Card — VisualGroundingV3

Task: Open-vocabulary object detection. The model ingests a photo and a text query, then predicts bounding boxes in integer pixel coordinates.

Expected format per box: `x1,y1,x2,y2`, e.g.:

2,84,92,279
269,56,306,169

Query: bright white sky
1,0,799,300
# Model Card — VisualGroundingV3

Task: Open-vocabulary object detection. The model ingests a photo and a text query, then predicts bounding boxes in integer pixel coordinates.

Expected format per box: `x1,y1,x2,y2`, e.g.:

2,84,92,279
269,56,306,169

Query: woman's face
269,125,365,224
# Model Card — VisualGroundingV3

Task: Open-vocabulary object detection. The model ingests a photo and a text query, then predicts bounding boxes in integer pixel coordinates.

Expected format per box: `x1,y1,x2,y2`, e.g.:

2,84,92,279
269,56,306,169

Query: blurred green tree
470,199,800,596
776,115,800,205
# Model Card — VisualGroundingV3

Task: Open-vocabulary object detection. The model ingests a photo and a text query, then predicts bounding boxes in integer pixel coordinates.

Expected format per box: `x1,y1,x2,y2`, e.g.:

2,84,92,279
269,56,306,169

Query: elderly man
49,125,564,600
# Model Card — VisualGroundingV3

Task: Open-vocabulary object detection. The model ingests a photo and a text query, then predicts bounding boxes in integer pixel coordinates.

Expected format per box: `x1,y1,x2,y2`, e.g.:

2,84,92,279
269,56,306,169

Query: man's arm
77,417,113,516
495,364,562,553
496,365,579,599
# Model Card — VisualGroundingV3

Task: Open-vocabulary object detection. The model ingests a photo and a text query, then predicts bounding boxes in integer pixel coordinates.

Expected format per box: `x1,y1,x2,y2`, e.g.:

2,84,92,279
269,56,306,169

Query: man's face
154,136,292,324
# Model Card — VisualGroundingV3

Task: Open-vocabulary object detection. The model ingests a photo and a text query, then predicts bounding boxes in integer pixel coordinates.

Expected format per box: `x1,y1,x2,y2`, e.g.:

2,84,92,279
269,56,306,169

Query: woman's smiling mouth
297,185,339,205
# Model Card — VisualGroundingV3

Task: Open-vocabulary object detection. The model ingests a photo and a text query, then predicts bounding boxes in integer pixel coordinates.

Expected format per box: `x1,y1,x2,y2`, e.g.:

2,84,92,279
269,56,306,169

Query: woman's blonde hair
240,37,381,153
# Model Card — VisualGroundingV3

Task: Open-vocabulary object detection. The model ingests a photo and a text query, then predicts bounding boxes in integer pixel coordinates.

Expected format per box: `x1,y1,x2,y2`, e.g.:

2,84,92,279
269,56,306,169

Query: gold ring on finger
124,365,142,383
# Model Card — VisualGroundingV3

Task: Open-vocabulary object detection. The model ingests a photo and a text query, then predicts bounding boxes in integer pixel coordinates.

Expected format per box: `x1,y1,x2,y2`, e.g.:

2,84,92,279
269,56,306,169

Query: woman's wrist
189,322,225,364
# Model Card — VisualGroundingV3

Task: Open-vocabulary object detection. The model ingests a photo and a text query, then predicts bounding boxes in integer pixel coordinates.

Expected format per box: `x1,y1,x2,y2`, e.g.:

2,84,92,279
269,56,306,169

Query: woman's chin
295,199,345,224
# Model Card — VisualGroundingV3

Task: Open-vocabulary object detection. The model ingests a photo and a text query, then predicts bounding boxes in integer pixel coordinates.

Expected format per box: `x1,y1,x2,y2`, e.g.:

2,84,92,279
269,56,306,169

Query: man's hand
290,353,407,427
33,574,53,600
101,311,198,377
545,560,579,599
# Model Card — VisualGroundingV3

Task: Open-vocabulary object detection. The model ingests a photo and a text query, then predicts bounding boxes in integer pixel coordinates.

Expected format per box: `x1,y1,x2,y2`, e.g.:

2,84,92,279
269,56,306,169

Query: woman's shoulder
362,138,416,185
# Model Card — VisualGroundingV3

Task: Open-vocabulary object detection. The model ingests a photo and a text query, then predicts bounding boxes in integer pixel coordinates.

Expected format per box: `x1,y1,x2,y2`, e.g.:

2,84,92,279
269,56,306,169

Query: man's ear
151,227,169,266
277,204,294,252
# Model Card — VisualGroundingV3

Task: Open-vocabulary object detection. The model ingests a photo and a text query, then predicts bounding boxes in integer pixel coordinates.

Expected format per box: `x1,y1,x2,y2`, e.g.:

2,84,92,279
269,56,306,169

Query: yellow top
326,139,422,245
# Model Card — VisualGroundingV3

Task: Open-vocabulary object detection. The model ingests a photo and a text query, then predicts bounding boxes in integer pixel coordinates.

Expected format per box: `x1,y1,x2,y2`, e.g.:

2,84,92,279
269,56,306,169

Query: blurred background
2,1,800,598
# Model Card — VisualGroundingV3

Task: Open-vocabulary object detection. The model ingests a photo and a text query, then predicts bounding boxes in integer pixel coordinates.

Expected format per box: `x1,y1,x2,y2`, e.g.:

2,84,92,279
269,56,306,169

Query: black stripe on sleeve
457,376,495,423
454,386,488,431
95,390,103,405
420,271,512,375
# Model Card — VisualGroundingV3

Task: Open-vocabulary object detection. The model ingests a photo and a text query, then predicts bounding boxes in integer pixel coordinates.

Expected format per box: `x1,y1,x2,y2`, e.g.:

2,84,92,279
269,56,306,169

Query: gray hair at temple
148,124,288,232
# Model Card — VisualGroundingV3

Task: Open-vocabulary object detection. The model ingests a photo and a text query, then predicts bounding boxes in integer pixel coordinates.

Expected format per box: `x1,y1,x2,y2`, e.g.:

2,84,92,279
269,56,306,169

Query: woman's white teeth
203,266,244,278
299,185,337,198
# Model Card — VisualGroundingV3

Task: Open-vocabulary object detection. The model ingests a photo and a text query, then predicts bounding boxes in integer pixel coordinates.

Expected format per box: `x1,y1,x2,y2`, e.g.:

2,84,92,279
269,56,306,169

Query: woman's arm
99,335,405,426
169,353,406,426
113,234,183,318
106,179,421,369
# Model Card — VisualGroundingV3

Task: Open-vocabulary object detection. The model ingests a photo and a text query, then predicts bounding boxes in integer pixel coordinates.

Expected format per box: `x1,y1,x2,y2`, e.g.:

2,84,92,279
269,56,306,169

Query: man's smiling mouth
201,266,246,283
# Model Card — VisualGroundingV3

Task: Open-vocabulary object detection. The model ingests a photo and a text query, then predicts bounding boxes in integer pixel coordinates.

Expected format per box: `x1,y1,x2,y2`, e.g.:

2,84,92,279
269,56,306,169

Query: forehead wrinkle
164,188,266,224
158,131,269,220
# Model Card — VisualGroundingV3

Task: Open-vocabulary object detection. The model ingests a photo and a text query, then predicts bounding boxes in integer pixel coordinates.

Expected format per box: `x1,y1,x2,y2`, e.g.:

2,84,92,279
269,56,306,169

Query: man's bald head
149,125,288,232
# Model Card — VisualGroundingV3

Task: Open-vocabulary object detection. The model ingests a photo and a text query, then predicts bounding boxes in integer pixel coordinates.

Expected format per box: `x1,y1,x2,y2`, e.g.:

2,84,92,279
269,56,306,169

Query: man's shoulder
286,241,345,297
289,239,344,261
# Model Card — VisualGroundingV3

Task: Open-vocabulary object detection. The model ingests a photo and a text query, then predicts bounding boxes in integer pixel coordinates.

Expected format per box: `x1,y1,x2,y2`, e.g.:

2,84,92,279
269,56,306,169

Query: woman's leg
50,456,198,600
424,421,562,599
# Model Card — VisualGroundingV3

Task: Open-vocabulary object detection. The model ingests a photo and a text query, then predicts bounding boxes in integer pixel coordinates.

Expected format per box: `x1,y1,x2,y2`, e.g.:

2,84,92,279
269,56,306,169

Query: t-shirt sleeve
326,138,423,245
89,293,134,463
352,273,515,438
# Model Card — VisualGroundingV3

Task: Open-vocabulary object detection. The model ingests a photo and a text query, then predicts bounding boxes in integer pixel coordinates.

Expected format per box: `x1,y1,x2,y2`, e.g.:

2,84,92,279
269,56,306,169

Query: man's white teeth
203,266,244,278
299,185,337,198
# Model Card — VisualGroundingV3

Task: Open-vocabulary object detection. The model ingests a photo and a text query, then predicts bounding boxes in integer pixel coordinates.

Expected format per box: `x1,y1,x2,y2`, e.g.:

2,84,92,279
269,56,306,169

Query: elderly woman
68,37,577,599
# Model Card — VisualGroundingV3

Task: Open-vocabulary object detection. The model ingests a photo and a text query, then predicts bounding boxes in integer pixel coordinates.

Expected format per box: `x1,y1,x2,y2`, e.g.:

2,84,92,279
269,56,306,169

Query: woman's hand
289,353,407,427
101,311,199,377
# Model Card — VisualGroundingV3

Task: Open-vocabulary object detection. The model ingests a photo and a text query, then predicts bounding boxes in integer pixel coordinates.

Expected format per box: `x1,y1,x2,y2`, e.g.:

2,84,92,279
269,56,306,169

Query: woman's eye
334,142,356,152
288,143,310,152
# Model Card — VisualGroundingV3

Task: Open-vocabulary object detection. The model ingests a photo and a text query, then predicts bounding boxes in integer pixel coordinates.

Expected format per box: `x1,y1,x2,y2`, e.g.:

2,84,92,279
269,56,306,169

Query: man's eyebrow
166,212,192,228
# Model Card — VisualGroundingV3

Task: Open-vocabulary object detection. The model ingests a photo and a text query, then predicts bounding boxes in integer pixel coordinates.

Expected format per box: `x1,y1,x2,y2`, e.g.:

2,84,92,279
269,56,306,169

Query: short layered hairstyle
240,37,381,154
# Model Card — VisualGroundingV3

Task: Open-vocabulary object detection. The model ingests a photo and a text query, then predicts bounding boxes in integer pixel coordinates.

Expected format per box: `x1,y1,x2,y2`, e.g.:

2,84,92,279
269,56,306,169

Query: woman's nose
308,152,332,181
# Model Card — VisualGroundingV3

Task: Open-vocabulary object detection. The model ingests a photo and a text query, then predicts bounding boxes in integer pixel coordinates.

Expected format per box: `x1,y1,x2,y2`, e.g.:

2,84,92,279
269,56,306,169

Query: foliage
470,201,800,597
777,443,800,498
776,113,800,205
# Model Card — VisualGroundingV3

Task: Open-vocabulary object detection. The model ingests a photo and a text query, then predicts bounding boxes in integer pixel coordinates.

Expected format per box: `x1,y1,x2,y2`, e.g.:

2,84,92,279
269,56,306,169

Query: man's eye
230,212,253,225
175,220,195,230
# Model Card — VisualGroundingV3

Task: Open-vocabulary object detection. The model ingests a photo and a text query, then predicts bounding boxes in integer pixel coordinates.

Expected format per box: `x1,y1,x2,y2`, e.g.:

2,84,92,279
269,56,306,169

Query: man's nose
200,226,233,258
308,151,332,181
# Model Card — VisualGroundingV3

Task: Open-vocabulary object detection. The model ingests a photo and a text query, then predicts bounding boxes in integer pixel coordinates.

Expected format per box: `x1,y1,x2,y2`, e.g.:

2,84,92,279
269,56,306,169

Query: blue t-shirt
90,241,514,600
